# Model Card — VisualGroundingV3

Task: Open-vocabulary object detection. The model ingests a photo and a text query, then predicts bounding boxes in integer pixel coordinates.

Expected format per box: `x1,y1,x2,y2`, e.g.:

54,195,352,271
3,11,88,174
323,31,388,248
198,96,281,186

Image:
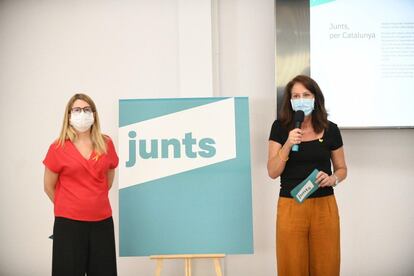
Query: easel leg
213,258,223,276
184,258,193,276
155,259,163,276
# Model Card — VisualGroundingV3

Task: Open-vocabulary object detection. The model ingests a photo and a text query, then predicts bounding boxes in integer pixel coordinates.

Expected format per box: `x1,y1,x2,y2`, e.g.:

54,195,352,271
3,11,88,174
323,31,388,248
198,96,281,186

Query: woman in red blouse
43,93,119,276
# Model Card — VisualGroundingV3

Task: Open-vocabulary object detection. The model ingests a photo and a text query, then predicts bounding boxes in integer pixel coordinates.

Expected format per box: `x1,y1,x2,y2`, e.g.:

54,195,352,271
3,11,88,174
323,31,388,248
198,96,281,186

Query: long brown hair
279,75,329,133
57,93,107,155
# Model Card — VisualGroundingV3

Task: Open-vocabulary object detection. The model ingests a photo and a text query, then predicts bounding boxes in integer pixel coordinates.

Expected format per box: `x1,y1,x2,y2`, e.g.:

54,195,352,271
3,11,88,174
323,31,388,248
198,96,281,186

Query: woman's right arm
44,167,58,203
267,128,301,179
267,141,289,179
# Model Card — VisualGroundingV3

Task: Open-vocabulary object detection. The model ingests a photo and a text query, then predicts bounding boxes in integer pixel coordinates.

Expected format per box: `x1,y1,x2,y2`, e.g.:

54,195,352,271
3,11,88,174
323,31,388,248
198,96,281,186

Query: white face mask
290,98,315,116
70,111,94,133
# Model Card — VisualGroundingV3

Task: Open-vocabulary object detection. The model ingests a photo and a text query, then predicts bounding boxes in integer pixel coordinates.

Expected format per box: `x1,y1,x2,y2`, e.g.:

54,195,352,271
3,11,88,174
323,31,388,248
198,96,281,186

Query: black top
269,120,343,198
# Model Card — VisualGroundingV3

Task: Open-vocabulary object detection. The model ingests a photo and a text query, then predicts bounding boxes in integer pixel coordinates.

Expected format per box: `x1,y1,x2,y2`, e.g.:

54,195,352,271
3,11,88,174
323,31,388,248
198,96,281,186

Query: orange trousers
276,195,340,276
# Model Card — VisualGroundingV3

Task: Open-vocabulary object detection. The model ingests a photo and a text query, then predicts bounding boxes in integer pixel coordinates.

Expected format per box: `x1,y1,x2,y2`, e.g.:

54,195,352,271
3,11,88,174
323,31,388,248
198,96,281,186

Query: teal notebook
290,169,319,203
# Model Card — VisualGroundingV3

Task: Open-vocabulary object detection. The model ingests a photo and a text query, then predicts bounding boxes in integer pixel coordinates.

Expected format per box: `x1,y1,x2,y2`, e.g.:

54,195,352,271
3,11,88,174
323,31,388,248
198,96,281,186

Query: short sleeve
328,122,343,151
269,120,287,145
43,142,63,173
106,137,119,169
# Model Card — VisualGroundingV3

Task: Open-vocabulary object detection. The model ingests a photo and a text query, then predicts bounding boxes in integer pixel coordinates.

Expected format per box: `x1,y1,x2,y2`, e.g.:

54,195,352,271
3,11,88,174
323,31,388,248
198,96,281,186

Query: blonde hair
57,93,107,155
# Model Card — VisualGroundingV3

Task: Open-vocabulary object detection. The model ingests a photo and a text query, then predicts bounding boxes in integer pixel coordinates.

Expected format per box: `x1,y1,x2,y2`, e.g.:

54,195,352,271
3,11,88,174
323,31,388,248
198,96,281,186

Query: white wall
218,1,277,275
1,0,414,276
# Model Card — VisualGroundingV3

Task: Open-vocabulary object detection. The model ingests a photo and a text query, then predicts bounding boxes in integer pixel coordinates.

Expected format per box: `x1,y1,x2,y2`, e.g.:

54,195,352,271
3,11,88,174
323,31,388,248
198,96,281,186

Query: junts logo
125,131,216,167
119,98,237,189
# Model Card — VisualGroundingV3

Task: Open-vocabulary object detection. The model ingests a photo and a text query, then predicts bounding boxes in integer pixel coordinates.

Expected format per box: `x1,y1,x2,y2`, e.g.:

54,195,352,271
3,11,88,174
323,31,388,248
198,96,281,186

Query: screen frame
275,0,413,129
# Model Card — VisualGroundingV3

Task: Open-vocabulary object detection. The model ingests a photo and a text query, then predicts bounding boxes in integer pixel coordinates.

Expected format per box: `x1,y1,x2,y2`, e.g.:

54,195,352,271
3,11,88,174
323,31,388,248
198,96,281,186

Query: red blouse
43,137,119,221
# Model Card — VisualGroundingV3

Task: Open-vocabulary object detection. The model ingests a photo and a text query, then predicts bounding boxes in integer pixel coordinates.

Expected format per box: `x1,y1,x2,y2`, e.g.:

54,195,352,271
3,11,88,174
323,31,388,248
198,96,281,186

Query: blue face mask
290,98,315,116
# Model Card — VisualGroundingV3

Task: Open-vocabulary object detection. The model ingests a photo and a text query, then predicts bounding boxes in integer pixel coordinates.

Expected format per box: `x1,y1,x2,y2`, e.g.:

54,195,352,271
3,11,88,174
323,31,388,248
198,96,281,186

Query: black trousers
52,217,117,276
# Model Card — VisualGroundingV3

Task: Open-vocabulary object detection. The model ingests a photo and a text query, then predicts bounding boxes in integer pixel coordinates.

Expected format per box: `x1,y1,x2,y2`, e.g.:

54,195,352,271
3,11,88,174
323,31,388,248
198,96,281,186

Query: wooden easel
150,254,225,276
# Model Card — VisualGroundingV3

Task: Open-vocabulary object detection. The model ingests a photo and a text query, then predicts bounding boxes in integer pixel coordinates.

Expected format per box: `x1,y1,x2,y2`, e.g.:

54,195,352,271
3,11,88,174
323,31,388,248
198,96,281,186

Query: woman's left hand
315,171,335,187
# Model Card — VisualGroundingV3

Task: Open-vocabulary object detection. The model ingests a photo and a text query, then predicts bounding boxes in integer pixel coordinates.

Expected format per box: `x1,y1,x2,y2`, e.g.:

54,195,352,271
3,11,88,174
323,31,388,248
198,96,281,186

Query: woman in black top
267,75,347,276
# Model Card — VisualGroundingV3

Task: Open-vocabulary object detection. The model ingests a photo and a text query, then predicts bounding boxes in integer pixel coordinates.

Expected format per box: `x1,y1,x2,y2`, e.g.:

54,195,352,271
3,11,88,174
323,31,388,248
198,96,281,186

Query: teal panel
119,97,253,256
119,160,252,255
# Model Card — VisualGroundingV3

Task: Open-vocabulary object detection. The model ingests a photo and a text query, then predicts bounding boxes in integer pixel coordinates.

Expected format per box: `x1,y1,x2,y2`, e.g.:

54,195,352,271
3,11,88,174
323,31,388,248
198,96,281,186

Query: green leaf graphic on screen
310,0,335,7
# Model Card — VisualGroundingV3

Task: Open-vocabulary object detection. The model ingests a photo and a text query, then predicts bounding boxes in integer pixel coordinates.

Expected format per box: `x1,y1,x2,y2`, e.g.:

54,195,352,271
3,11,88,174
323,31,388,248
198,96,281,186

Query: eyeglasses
71,106,94,114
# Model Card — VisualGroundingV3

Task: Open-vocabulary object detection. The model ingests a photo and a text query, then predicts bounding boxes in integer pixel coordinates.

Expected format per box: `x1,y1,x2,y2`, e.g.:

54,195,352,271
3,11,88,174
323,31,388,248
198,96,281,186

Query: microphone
291,110,304,152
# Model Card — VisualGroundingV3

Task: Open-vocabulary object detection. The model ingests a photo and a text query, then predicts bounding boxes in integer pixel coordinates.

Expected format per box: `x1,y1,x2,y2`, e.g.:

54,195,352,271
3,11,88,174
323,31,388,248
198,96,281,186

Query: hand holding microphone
291,110,304,152
288,128,302,147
